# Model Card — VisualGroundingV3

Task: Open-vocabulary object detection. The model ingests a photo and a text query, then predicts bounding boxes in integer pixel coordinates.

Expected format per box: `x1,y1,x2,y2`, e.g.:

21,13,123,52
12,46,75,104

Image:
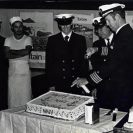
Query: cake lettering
26,91,93,120
43,108,53,115
27,105,42,114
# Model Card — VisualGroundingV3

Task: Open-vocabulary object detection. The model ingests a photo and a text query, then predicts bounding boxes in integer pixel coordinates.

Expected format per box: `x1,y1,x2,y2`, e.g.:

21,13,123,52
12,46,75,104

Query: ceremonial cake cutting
26,91,94,120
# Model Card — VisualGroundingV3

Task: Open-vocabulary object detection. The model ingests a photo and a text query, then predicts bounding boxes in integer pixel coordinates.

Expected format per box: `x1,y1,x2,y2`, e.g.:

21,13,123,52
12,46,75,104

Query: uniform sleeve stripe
93,72,101,83
90,72,103,84
90,73,98,83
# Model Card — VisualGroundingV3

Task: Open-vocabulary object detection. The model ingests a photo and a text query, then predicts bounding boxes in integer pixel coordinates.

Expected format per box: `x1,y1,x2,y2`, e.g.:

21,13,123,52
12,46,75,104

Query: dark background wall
0,0,133,10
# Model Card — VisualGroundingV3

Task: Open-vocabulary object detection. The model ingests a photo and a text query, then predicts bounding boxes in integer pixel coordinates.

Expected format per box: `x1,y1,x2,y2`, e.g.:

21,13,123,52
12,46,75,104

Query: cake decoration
26,91,94,120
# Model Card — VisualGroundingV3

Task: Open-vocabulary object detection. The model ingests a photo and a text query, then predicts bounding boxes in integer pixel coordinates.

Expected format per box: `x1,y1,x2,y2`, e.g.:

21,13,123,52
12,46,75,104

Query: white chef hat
10,16,22,25
54,14,74,25
99,3,125,17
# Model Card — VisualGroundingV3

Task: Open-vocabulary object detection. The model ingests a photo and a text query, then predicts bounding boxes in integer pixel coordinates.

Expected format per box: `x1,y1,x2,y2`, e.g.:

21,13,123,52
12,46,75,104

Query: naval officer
72,3,133,111
45,13,88,94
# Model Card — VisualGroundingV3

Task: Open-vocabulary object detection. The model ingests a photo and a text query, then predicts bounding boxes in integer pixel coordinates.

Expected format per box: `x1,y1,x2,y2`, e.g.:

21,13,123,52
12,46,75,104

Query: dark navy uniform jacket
90,37,114,70
45,32,88,94
87,24,133,111
89,37,114,107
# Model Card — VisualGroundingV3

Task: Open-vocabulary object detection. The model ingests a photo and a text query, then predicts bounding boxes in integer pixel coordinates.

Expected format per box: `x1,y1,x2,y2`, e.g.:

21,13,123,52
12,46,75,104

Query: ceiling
0,0,133,10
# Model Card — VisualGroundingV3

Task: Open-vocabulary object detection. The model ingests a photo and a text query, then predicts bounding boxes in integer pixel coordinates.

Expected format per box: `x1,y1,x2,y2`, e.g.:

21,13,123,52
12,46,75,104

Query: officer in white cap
54,14,75,37
99,3,125,17
85,17,106,58
87,16,114,68
99,3,125,32
72,3,133,111
86,16,114,103
45,13,88,95
55,14,74,26
92,17,108,35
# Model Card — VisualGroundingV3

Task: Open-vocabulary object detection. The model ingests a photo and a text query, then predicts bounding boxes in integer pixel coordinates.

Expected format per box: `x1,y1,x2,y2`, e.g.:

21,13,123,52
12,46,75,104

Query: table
0,106,127,133
114,114,133,133
31,68,45,78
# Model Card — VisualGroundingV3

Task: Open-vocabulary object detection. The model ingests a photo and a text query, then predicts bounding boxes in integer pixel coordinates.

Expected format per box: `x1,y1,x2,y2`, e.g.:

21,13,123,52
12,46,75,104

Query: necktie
65,36,69,43
107,38,110,46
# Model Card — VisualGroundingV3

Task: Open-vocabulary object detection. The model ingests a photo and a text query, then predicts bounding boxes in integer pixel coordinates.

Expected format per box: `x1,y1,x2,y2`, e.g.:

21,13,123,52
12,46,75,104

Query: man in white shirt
4,16,32,108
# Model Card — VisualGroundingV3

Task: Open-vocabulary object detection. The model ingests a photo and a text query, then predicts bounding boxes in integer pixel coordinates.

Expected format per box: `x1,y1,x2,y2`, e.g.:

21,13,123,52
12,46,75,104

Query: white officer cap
99,3,125,17
92,17,106,28
10,16,22,25
54,14,74,25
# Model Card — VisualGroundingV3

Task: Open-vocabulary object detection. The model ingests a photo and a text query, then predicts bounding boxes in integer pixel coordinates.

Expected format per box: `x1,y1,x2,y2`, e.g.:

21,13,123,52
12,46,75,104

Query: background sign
73,14,94,47
29,51,45,69
20,12,53,69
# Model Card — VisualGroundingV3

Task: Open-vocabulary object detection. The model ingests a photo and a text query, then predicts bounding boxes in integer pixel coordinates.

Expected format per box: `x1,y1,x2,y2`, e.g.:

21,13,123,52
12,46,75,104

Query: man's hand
71,77,89,88
85,47,98,58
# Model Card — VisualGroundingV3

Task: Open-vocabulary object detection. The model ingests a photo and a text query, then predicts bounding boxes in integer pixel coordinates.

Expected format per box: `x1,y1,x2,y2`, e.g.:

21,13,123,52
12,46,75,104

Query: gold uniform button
110,46,113,49
62,68,66,71
63,76,66,79
97,71,100,74
72,67,75,70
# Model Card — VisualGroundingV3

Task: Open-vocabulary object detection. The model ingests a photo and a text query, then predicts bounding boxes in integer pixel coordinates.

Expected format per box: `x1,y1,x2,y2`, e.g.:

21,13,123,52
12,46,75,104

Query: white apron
8,59,31,108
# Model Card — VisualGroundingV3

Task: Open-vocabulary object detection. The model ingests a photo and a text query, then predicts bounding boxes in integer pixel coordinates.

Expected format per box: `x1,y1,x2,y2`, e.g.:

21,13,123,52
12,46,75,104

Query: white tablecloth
0,106,127,133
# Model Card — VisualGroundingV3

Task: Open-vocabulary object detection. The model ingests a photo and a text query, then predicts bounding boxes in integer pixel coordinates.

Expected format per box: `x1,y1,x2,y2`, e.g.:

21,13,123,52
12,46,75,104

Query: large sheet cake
26,91,93,120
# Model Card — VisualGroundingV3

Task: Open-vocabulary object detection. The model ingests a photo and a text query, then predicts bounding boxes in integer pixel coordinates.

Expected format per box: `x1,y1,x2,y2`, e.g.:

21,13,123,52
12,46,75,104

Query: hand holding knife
71,77,90,94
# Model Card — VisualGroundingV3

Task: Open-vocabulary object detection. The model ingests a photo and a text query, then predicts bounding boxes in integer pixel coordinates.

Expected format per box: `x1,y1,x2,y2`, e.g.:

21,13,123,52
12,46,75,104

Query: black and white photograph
0,0,133,133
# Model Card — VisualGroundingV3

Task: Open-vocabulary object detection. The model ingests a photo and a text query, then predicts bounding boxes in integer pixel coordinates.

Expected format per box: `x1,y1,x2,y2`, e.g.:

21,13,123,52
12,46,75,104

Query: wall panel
0,9,98,37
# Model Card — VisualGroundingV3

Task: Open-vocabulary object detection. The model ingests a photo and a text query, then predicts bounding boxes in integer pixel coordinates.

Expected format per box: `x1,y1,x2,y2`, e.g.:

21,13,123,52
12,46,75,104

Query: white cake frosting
26,91,94,120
